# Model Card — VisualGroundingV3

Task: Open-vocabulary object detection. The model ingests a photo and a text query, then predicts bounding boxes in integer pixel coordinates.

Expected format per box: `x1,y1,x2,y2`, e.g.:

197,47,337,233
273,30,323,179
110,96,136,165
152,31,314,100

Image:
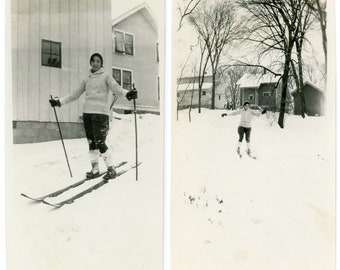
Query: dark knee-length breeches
83,113,109,153
238,126,251,143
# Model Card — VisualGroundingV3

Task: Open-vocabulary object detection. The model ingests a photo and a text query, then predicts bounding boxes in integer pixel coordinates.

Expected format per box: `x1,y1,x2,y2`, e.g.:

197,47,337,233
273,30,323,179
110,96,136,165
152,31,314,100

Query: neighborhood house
111,3,160,114
236,73,281,110
11,1,159,144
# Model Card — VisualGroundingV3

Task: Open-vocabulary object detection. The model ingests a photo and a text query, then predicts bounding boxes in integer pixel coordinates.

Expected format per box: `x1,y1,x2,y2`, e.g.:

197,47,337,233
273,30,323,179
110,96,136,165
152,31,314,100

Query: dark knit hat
243,101,250,106
90,53,103,67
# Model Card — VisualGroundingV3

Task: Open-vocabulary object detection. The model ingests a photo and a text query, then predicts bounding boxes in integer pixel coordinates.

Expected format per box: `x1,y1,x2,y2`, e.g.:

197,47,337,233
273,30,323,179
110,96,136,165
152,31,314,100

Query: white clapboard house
11,0,113,143
110,3,160,114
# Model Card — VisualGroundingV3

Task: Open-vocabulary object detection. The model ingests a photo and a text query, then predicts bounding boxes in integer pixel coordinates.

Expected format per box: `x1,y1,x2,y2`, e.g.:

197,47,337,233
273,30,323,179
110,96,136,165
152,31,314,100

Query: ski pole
132,84,138,181
50,95,73,178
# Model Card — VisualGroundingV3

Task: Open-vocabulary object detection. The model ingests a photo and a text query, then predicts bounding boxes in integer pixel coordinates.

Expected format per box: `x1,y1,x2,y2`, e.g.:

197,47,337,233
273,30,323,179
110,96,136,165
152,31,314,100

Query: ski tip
42,200,62,208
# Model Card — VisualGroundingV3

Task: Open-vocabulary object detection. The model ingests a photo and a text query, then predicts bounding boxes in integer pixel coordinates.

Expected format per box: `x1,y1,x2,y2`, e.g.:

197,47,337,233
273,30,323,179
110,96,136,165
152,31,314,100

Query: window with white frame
263,91,271,97
123,70,132,90
112,69,121,85
114,30,134,56
112,68,132,90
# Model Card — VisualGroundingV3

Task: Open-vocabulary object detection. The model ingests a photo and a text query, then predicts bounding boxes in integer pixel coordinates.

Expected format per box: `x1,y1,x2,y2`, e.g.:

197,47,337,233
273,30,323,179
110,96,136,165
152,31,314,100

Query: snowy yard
6,113,163,270
172,109,335,270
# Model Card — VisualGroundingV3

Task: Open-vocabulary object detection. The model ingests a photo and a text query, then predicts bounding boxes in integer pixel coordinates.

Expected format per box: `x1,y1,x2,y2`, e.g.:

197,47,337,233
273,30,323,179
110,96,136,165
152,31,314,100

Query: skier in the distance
221,101,266,157
49,53,137,180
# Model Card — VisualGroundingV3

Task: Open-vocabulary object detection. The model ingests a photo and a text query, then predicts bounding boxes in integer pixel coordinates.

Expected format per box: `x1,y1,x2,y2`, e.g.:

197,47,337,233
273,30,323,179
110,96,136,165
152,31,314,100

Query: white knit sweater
60,68,128,115
228,109,261,128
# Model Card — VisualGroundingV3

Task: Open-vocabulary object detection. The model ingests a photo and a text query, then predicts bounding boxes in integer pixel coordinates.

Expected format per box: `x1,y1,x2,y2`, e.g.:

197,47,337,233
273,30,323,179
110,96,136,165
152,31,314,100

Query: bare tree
189,0,243,110
220,66,248,110
305,0,327,70
239,0,311,128
177,0,202,31
176,49,194,120
291,1,315,117
195,37,210,113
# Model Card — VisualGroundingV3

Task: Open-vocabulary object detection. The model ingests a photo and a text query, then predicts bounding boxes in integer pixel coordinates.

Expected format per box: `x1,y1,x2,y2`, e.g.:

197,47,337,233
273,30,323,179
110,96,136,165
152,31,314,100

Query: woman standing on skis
49,53,137,180
221,102,266,157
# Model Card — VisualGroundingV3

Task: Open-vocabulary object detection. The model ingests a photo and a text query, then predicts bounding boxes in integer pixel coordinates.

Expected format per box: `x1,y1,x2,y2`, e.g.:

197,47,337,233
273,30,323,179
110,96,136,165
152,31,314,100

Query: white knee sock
101,149,114,168
89,150,100,172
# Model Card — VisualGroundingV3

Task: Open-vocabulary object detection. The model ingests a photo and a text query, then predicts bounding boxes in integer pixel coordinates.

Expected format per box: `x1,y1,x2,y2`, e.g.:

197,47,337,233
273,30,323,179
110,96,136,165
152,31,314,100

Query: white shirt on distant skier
227,103,262,128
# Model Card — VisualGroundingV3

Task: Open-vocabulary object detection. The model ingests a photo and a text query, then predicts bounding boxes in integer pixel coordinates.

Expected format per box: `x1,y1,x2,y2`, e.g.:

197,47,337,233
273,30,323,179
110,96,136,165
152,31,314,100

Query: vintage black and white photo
6,0,164,269
172,0,336,269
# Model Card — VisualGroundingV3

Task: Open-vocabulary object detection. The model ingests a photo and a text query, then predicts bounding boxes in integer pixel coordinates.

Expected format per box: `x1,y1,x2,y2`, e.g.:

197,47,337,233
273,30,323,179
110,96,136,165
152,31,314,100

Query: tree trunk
211,72,216,110
321,23,327,72
297,46,307,118
198,88,202,113
278,50,292,128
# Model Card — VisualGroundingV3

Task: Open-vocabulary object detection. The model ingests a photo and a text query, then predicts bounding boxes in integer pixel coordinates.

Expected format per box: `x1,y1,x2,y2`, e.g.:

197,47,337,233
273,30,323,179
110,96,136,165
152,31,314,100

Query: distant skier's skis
44,162,141,208
245,150,257,160
21,161,127,203
236,148,242,158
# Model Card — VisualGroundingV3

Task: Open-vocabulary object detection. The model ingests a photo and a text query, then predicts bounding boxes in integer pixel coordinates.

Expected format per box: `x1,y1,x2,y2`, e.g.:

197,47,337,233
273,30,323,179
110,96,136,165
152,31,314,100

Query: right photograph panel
171,0,336,269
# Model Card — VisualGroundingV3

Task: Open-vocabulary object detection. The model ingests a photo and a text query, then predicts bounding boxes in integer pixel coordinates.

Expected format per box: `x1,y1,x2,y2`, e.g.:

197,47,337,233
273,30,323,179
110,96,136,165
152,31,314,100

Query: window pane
42,53,50,66
122,70,132,90
51,42,60,55
49,55,61,67
125,44,133,55
115,31,124,53
125,34,134,55
41,40,62,68
42,40,50,54
125,34,133,43
112,69,121,85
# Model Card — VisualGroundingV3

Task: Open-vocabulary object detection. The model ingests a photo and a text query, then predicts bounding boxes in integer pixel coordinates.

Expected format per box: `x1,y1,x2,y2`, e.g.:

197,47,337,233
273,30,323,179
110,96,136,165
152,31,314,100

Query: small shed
291,82,325,116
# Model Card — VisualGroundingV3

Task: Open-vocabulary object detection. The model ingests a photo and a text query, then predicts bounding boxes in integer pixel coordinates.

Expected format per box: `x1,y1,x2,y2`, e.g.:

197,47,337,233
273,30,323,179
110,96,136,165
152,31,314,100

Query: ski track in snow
8,114,163,270
172,109,335,270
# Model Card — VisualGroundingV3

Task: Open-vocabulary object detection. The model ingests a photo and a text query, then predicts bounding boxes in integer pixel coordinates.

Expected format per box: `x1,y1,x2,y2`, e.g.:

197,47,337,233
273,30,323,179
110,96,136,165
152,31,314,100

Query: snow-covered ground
172,109,335,270
6,113,163,270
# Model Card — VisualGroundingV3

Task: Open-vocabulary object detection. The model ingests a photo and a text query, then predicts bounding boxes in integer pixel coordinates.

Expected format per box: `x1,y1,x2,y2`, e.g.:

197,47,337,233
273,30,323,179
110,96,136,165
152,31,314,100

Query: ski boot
103,166,117,182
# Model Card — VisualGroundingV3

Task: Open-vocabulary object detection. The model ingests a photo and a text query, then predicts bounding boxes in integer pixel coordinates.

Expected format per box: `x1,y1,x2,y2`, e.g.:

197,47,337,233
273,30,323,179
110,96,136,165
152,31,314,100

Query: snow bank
172,109,335,270
6,113,163,270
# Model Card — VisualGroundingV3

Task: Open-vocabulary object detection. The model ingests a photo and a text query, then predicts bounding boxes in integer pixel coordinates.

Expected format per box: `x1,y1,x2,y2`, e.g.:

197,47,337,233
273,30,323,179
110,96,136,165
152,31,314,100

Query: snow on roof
177,82,212,92
112,2,157,32
291,81,324,95
236,73,280,88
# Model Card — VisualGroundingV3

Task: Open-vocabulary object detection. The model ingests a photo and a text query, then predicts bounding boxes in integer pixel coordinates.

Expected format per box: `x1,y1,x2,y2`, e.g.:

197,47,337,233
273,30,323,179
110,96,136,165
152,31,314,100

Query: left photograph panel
6,0,164,269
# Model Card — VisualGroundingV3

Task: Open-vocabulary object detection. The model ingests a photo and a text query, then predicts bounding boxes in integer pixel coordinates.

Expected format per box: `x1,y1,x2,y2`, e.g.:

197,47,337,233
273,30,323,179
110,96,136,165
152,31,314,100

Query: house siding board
112,10,159,110
242,88,256,104
95,0,104,54
69,0,80,122
39,0,51,122
87,0,96,57
17,0,30,121
258,84,276,108
293,84,324,116
59,0,70,122
28,0,40,121
11,0,18,120
78,0,88,118
103,0,113,72
49,0,61,121
305,85,323,115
